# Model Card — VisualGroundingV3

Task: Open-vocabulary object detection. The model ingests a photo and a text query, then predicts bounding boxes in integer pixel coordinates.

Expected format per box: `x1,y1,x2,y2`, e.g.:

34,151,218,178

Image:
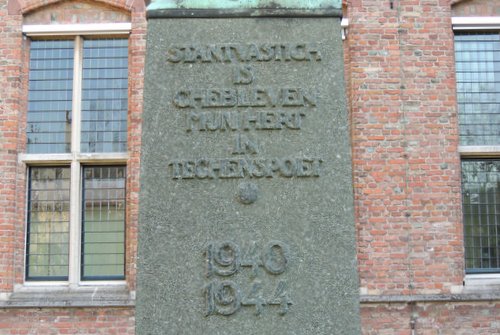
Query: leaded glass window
27,40,74,153
25,36,128,282
462,160,500,273
27,167,70,280
81,39,128,153
455,32,500,274
82,166,126,280
27,38,128,154
455,33,500,146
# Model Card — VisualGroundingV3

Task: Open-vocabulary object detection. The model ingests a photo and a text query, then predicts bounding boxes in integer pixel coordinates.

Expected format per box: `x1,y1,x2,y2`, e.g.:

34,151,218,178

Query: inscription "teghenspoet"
169,157,322,179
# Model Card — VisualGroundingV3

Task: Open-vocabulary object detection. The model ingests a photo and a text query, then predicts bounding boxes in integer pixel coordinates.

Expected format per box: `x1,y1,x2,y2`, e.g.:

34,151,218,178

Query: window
25,36,128,282
455,32,500,274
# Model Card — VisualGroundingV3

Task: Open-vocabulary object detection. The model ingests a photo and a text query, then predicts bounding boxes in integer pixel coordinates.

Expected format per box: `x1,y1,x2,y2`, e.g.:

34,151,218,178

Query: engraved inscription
204,280,292,316
233,65,255,85
185,110,306,132
166,43,322,64
165,41,325,182
174,88,318,109
169,157,323,179
203,241,292,316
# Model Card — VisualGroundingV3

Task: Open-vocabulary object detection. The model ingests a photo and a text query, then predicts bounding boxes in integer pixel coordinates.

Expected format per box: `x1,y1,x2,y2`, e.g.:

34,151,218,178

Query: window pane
26,167,70,280
454,33,500,146
462,160,500,273
81,166,126,280
27,40,74,153
81,39,128,153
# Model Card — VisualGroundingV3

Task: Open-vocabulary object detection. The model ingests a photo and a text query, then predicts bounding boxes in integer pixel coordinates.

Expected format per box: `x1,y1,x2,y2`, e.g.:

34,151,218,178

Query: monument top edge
147,0,342,14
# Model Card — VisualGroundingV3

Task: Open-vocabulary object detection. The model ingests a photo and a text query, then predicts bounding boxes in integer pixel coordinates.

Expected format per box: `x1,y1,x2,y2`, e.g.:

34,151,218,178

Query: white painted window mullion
68,36,83,286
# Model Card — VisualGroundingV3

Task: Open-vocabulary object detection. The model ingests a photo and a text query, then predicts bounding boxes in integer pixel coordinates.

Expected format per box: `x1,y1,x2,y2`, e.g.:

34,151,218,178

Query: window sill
0,285,134,308
462,274,500,294
458,145,500,156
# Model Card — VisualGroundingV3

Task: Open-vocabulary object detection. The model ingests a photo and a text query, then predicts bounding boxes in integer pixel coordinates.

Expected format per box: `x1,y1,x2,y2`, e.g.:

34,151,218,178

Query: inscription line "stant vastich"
166,43,322,63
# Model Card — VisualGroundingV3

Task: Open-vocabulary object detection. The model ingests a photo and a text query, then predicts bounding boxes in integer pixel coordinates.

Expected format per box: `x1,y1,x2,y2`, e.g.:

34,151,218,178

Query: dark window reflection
26,167,70,280
455,33,500,146
81,39,128,153
462,160,500,273
27,40,74,153
81,166,126,280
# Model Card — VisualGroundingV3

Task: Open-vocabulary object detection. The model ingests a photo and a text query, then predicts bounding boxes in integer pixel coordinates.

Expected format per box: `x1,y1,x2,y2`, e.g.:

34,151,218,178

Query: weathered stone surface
137,18,360,334
147,0,342,11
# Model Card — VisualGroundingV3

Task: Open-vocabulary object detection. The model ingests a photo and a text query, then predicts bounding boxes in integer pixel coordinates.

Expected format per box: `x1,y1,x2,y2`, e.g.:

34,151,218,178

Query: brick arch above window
8,0,144,16
23,0,131,25
451,0,500,17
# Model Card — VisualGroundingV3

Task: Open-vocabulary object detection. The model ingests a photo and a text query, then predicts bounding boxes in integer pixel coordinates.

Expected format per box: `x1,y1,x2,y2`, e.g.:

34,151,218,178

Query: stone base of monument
138,16,360,335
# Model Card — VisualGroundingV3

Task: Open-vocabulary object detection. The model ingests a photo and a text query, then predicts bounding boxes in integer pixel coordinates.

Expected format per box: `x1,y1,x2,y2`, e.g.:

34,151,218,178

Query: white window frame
453,17,500,289
20,23,130,288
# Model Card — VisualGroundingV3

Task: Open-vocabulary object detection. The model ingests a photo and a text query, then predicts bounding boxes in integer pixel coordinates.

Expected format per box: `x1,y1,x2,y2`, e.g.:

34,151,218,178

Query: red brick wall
347,0,463,296
0,308,135,334
0,0,144,333
0,0,23,294
361,302,499,335
345,0,499,333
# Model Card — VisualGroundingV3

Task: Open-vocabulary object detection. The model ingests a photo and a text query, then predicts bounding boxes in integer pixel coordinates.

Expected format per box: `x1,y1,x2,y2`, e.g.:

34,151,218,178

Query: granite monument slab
138,14,360,334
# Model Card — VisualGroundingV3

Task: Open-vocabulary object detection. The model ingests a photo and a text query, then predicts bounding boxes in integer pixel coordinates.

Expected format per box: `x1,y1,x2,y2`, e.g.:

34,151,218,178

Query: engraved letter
233,65,255,85
232,133,259,155
166,46,183,63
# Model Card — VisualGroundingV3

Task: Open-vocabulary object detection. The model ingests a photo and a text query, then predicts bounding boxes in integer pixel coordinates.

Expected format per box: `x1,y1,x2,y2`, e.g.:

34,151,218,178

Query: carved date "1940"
205,240,290,277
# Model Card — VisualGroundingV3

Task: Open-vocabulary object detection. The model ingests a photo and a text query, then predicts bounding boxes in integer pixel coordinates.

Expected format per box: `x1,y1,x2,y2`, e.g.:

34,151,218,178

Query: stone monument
138,1,360,333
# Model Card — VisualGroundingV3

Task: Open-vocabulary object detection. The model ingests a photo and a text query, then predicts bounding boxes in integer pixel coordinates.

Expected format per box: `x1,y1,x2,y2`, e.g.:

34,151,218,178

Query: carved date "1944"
204,280,293,316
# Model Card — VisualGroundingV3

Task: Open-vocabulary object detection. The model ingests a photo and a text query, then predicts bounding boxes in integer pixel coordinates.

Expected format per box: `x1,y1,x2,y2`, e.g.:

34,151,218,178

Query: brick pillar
347,0,463,297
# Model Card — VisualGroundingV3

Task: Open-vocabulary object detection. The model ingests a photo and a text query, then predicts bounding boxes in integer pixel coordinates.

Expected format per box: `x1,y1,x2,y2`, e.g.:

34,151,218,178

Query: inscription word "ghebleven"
173,88,317,109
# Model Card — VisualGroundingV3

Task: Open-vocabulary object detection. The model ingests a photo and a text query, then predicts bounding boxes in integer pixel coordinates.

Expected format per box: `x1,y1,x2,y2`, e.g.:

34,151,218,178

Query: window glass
462,160,500,273
81,39,128,153
27,167,71,280
455,33,500,146
81,166,126,280
27,40,74,153
25,36,129,282
456,33,500,274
